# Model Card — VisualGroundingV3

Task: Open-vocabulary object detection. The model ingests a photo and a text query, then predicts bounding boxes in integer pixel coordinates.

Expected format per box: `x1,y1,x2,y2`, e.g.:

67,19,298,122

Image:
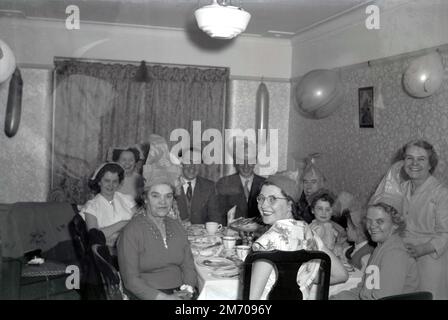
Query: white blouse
81,192,135,228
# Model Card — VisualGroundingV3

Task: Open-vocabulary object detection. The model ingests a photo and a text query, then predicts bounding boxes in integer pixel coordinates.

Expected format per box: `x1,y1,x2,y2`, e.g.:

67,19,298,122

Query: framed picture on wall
358,86,374,128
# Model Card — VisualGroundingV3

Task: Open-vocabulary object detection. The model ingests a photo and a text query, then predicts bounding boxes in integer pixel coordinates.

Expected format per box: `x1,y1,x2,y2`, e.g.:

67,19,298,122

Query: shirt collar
239,174,254,185
352,240,368,255
182,177,197,189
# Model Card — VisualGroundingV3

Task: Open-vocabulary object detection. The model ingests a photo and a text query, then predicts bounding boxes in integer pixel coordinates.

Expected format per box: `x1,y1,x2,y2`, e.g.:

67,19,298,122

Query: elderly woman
400,140,448,299
249,174,348,300
116,147,141,198
332,202,419,300
81,162,136,247
117,170,197,300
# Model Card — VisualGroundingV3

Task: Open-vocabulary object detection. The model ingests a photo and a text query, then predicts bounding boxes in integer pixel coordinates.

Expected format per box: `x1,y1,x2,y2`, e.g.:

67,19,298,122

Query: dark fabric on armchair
0,202,77,261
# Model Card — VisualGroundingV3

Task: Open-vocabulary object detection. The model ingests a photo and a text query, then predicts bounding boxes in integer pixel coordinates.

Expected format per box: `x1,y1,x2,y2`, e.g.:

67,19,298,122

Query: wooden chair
242,249,331,300
91,243,126,300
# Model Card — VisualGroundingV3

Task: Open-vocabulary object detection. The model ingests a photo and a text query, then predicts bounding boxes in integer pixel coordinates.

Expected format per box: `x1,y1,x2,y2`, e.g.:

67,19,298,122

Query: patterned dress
252,218,324,300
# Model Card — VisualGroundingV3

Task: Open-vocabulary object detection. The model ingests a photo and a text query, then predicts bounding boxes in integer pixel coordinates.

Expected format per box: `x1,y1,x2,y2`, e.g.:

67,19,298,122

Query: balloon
0,39,16,84
403,51,444,98
255,82,269,142
5,68,23,138
294,69,344,119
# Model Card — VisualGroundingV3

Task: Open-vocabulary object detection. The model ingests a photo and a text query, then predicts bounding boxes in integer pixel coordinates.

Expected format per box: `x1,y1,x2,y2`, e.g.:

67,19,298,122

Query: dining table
185,223,363,300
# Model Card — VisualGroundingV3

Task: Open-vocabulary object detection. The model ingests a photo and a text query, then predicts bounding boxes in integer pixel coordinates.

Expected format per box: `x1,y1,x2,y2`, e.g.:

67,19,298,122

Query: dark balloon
5,67,23,138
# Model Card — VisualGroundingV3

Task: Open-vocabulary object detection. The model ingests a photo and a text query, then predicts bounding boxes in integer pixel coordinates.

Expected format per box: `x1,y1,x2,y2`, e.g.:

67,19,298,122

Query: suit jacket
216,173,266,224
177,176,221,225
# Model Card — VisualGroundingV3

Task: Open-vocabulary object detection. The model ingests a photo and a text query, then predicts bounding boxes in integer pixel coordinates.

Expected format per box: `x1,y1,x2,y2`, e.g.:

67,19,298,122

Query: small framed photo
358,86,374,128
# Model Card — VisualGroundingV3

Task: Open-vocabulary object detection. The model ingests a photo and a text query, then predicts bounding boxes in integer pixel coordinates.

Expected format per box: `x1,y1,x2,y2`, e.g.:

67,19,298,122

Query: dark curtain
49,60,228,204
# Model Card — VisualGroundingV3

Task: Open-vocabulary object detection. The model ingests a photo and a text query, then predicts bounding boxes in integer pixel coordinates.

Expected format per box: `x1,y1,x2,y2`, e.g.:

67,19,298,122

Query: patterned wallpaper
227,79,291,176
0,69,53,203
288,51,448,206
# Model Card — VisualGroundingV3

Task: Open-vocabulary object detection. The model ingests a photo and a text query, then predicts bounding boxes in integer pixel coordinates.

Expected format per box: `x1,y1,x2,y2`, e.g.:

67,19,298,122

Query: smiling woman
249,173,348,300
400,140,448,299
117,168,198,300
332,202,419,300
80,162,136,247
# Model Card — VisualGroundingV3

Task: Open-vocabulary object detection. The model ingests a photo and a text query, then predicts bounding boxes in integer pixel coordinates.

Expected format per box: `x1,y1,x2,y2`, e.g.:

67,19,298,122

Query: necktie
186,182,192,202
244,179,250,201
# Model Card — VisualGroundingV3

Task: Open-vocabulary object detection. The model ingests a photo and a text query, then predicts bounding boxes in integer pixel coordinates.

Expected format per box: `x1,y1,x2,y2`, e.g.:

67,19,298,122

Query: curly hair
309,189,336,209
88,163,124,195
400,139,438,174
367,202,406,235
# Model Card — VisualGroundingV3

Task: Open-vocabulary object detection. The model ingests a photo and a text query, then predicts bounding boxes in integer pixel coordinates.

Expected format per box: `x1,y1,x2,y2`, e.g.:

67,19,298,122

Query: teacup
205,222,222,235
222,236,237,250
236,245,251,261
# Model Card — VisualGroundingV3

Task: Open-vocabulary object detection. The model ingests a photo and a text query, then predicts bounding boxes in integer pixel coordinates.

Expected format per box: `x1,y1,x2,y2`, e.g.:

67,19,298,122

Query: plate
196,257,235,269
211,267,240,278
186,224,206,236
229,218,260,232
190,235,222,248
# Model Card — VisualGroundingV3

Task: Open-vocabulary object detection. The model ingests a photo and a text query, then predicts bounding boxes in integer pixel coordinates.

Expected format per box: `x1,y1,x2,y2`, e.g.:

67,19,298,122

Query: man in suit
216,145,265,224
176,148,222,224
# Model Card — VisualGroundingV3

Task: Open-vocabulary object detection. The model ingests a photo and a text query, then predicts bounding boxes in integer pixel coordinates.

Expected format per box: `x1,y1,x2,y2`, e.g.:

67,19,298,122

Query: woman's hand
405,243,435,258
173,290,194,300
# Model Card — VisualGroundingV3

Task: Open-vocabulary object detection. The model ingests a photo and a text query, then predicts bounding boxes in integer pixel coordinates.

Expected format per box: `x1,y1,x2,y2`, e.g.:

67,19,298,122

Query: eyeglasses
256,194,288,205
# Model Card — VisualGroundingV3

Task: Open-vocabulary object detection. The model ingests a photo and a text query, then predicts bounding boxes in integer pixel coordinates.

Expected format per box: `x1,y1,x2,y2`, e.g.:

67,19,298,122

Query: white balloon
0,39,16,84
295,69,344,119
403,51,444,98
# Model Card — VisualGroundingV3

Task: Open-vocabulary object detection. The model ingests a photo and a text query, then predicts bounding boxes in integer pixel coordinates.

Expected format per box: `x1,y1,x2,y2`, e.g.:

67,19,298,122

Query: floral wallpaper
0,69,53,203
289,51,448,206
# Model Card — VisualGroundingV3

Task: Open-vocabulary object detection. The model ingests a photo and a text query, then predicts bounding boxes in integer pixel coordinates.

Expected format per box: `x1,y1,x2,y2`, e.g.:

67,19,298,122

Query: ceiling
0,0,374,38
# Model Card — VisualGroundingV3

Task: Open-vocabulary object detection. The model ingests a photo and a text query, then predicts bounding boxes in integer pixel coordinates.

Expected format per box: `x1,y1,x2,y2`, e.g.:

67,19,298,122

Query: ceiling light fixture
194,0,251,39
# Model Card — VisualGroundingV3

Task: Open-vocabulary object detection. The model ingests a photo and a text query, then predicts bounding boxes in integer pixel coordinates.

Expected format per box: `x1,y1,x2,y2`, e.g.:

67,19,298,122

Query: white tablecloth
196,262,241,300
196,260,363,300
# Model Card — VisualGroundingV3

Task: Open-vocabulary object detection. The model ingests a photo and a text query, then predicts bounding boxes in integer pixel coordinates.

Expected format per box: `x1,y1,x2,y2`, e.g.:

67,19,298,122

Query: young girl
309,191,346,253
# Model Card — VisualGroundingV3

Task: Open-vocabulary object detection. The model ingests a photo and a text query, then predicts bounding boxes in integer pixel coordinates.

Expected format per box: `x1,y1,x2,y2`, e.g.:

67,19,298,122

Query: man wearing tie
176,148,221,224
216,144,265,224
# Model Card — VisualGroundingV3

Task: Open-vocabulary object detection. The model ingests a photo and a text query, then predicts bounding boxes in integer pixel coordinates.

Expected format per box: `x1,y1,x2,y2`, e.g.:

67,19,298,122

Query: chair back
242,249,331,300
68,213,89,261
379,291,433,300
91,243,125,300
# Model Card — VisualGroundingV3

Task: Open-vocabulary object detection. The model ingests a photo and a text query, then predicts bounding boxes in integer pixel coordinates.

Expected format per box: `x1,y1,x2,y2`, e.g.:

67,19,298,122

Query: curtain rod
53,56,229,71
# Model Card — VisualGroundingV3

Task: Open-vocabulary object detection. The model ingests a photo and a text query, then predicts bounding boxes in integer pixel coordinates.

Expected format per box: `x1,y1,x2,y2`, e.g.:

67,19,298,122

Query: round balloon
403,51,444,98
0,39,16,84
295,69,344,119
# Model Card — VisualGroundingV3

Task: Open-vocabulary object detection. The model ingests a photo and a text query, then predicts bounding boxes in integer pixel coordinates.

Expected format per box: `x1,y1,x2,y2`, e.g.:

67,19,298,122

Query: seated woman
117,170,197,300
249,174,348,300
332,202,419,300
116,147,142,198
81,162,136,247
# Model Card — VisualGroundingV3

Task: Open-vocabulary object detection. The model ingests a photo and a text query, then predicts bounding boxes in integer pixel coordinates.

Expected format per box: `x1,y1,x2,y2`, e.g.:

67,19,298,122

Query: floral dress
252,218,324,300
